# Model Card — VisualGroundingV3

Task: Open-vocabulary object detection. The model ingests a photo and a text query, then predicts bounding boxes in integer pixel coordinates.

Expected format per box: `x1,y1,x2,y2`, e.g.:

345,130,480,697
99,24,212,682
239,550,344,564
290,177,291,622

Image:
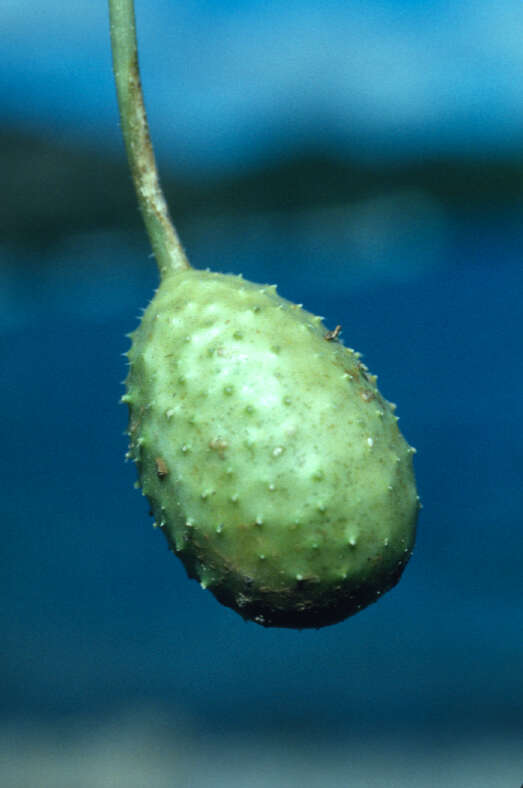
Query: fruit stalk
108,0,189,278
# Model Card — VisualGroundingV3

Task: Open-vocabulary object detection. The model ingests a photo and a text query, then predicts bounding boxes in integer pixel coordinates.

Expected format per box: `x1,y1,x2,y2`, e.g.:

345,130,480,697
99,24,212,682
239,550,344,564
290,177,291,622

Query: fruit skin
123,268,419,628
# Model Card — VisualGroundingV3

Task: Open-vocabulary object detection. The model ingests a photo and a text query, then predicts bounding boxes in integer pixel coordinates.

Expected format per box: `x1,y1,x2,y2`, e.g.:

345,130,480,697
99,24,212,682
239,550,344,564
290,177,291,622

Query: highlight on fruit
109,0,420,628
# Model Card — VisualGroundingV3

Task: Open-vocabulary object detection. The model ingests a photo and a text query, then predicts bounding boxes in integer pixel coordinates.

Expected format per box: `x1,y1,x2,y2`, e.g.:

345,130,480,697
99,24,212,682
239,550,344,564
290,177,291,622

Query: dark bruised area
209,559,409,629
162,518,412,630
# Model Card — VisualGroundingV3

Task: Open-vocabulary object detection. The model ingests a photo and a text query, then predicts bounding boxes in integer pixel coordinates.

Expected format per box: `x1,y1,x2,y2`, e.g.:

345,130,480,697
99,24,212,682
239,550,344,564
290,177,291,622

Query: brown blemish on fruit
324,325,342,341
129,405,145,437
360,389,375,402
209,437,228,458
155,457,169,479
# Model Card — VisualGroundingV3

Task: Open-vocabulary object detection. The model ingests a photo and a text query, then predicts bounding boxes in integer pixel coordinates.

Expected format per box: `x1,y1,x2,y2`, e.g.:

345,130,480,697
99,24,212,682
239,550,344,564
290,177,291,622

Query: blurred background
2,1,522,786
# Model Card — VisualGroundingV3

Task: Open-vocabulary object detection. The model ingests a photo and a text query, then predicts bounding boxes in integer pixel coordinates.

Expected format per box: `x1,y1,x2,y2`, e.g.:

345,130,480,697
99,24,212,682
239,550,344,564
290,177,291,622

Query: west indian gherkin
109,0,419,629
122,269,419,628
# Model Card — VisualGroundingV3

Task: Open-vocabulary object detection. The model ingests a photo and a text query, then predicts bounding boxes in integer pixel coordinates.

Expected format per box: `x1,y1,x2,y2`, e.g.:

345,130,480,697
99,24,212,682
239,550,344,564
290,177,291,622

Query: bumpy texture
123,269,419,628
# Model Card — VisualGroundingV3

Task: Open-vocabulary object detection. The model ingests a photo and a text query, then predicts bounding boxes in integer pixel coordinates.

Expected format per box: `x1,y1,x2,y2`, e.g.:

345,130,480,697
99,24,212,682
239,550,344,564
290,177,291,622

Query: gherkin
123,269,419,628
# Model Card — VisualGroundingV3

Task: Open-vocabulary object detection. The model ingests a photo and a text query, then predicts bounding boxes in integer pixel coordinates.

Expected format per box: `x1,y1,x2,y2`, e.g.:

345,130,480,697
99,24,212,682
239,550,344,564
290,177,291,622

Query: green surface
124,269,419,627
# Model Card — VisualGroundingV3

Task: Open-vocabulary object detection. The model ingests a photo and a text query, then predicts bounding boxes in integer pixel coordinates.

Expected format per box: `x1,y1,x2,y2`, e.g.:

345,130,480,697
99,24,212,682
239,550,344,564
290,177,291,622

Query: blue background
1,1,522,785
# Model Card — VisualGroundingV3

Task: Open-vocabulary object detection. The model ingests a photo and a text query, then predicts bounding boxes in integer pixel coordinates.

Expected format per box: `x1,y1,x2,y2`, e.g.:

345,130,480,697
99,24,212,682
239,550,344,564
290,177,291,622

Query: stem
108,0,190,278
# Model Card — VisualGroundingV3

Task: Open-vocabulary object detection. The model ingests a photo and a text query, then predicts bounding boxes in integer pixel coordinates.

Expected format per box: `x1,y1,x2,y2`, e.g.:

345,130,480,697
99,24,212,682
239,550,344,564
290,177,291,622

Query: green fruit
123,268,419,628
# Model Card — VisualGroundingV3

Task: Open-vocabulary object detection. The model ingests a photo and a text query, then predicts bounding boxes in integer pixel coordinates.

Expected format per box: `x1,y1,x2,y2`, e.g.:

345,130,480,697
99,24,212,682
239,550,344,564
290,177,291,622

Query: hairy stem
108,0,190,278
